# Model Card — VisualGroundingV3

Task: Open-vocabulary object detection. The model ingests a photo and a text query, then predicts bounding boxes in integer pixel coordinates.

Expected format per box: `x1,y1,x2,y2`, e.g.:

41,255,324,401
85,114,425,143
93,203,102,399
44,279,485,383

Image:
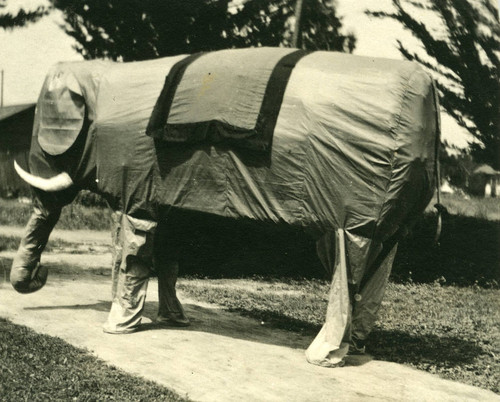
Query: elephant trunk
10,206,61,293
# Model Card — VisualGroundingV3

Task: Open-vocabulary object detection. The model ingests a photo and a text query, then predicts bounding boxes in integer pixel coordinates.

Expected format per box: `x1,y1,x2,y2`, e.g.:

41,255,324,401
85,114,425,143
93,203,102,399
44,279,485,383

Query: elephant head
11,62,102,293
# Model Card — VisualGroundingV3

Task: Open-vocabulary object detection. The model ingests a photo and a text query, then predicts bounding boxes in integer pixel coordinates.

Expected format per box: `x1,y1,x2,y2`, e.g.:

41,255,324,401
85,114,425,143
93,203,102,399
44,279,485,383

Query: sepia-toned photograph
0,0,498,400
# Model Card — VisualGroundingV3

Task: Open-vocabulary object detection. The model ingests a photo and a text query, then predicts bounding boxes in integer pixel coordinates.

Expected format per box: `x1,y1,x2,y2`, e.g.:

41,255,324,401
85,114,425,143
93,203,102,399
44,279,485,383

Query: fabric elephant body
12,47,439,367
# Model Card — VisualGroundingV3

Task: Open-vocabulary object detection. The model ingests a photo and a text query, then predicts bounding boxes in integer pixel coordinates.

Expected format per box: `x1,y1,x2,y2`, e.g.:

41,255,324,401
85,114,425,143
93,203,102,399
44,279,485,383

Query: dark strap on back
147,53,205,138
252,49,311,150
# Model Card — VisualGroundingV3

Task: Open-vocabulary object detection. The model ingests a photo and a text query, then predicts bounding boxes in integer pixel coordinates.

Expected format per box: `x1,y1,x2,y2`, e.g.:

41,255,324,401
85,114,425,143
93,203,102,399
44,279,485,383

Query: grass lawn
0,318,190,401
431,193,500,221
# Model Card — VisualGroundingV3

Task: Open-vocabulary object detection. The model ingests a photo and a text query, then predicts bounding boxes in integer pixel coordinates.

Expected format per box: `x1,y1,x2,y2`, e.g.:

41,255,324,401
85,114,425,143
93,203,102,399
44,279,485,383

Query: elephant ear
37,69,86,156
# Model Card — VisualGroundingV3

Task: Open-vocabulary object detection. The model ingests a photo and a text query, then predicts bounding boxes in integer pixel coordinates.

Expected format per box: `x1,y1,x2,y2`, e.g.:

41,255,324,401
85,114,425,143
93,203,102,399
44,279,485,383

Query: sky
0,0,489,149
0,0,81,106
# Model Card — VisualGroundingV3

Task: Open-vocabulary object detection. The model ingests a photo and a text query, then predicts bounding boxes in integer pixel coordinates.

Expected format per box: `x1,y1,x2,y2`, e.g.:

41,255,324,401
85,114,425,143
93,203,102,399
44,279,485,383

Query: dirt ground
0,227,498,401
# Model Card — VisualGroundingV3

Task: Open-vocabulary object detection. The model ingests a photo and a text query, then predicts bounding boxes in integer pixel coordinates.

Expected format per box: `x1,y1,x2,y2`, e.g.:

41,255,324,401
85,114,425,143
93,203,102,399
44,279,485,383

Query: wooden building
0,103,35,197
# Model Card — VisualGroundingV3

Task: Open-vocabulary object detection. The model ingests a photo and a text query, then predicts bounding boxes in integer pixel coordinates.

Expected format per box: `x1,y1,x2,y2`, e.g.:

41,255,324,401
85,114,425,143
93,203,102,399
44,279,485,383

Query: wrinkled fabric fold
306,230,350,366
103,212,157,334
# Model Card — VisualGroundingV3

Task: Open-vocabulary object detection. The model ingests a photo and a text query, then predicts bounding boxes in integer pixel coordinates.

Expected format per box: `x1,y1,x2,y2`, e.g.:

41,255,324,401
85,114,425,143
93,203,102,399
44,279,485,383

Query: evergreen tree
51,0,229,61
370,0,500,169
0,1,49,30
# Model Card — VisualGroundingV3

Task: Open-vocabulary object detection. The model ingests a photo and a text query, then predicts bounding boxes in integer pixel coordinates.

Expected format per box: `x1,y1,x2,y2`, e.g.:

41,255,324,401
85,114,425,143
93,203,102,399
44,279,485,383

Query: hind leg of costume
103,212,157,334
351,243,398,347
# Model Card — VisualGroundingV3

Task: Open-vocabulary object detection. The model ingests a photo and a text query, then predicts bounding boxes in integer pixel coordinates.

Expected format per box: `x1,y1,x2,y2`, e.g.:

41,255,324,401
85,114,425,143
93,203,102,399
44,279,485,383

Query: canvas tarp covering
32,48,437,239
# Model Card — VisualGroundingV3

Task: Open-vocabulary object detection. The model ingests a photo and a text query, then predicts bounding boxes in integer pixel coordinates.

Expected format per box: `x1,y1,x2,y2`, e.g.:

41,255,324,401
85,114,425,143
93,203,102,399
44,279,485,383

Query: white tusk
14,160,74,192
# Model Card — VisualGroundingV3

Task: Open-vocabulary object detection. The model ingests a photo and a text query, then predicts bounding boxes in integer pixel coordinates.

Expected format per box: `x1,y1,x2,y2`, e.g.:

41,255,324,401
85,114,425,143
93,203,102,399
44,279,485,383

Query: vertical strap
432,80,445,244
252,49,311,150
434,156,443,244
147,53,205,139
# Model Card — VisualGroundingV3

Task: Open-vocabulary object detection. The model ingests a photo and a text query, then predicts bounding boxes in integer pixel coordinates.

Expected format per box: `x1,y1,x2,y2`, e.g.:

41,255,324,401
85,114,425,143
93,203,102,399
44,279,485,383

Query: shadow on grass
229,307,488,370
225,306,486,369
225,308,321,336
366,328,485,368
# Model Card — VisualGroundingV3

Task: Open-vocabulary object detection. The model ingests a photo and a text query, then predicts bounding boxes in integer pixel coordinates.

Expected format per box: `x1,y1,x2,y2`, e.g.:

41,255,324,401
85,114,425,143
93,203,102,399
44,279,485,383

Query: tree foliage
0,1,49,30
370,0,500,168
51,0,229,60
51,0,355,61
226,0,355,51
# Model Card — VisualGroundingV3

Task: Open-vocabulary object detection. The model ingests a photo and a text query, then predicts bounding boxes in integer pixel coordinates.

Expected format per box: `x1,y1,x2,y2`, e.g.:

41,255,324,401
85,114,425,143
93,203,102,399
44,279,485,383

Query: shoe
156,315,190,327
102,325,140,334
349,338,366,355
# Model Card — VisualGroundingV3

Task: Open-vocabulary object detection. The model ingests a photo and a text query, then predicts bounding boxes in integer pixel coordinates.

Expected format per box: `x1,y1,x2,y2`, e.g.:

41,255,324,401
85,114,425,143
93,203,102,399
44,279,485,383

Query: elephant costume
12,48,439,367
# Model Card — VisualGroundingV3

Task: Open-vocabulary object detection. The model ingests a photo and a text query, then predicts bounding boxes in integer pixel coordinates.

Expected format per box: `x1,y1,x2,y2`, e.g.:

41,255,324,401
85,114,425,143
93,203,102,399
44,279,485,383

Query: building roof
474,164,500,176
0,103,36,121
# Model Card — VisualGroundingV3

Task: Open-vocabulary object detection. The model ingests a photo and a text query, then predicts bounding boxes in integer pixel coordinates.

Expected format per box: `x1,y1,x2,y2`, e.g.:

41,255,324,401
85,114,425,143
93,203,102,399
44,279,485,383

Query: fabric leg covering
306,229,350,367
156,261,189,325
103,212,157,334
10,206,61,294
154,221,189,326
351,243,398,342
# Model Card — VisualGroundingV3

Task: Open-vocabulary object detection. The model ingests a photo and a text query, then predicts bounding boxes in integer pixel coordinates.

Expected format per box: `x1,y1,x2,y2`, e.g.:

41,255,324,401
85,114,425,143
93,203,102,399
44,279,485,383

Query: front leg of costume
10,205,61,293
154,221,189,326
156,260,189,326
103,212,157,334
